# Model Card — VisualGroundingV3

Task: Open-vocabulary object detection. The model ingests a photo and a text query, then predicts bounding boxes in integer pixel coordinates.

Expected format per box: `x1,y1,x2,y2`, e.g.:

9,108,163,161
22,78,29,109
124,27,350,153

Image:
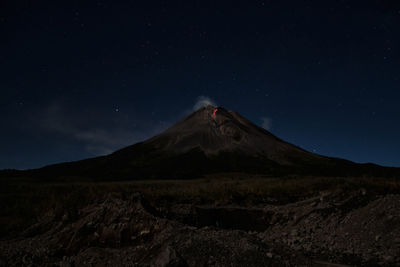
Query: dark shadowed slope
3,105,399,181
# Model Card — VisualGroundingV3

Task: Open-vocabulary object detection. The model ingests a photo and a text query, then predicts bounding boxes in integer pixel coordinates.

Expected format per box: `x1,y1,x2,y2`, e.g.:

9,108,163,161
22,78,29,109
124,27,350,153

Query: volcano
12,105,399,180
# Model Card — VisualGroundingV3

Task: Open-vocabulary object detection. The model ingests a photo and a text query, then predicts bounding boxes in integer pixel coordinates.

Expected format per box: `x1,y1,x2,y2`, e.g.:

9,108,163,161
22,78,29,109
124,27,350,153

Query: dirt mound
1,190,399,266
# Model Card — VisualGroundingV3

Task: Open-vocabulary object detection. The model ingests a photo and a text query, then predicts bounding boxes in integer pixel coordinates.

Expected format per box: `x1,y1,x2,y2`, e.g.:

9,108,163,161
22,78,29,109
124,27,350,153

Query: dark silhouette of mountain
3,105,399,180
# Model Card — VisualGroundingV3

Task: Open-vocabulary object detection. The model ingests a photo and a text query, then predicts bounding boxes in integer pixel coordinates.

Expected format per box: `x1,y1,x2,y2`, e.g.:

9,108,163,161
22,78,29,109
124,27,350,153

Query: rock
22,254,30,265
360,188,367,196
62,213,69,222
59,260,72,267
2,192,400,266
152,246,187,267
383,255,393,262
140,229,150,236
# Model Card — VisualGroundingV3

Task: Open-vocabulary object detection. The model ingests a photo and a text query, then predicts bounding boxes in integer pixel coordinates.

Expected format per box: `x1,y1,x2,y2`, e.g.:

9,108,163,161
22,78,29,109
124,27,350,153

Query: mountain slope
6,105,399,181
145,106,319,161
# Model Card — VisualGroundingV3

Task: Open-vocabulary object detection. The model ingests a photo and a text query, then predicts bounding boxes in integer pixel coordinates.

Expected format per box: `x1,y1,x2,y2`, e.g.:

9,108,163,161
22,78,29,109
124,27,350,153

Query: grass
1,174,400,238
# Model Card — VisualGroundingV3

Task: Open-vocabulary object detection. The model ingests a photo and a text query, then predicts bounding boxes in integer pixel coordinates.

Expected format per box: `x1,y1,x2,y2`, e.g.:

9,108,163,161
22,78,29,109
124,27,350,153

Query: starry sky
1,0,400,169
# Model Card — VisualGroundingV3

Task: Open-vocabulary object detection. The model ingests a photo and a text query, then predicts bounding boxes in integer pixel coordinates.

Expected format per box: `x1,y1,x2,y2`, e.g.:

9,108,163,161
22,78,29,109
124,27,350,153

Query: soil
1,189,399,266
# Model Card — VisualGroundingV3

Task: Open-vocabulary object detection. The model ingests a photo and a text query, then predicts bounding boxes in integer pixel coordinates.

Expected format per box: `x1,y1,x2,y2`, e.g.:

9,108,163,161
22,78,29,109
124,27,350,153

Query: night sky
1,1,400,170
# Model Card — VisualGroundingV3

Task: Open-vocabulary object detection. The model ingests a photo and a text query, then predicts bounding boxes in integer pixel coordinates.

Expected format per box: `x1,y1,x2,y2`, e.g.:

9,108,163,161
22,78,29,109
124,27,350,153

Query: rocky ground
1,189,399,266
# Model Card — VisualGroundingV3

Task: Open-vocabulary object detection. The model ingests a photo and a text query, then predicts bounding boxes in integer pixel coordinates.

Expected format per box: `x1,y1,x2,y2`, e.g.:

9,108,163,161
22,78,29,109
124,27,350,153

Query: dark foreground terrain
1,175,400,266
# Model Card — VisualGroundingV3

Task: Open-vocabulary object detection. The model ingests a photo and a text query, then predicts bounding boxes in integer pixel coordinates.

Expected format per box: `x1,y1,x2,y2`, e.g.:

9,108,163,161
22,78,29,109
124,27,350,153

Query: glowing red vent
213,108,218,117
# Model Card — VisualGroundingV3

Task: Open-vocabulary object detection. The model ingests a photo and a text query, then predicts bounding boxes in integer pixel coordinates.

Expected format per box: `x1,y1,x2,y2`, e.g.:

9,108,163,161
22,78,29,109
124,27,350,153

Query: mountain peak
144,106,307,161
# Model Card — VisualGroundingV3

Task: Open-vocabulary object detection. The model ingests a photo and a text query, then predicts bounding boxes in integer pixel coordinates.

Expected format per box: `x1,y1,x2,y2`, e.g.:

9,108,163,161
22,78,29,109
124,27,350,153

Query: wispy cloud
193,96,216,111
36,102,168,156
260,117,272,130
